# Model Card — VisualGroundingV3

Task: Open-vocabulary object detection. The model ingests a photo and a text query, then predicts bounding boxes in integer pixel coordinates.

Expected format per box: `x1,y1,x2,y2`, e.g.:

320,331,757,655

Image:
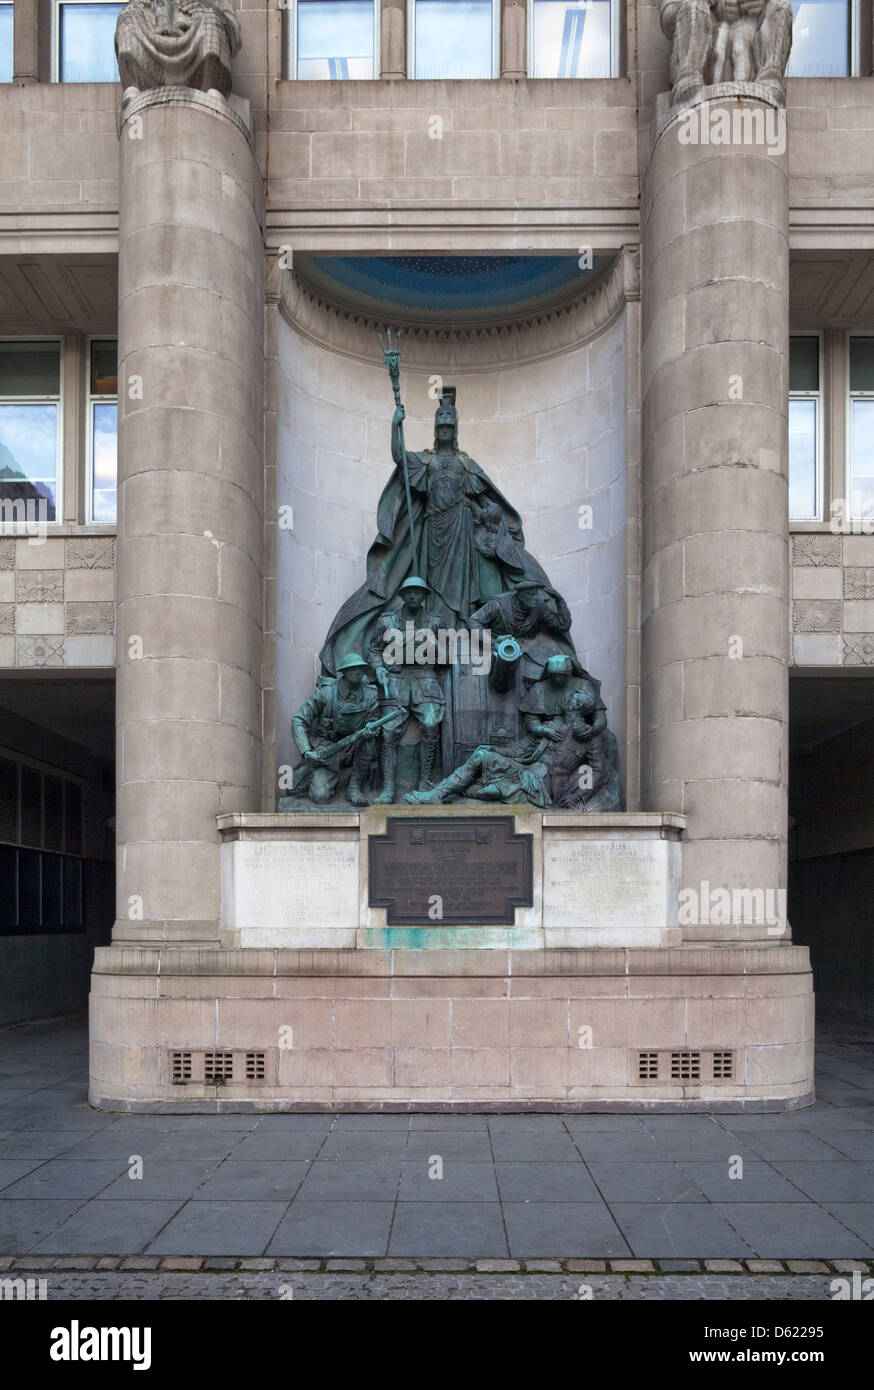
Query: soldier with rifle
291,654,392,806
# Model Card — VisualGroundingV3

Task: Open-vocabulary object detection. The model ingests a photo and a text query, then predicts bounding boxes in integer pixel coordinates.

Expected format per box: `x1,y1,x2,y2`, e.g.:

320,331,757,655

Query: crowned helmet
433,387,458,448
545,654,573,676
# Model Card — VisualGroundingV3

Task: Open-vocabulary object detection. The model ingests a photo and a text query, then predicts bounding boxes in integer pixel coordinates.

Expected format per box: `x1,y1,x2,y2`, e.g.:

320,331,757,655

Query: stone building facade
0,0,871,1104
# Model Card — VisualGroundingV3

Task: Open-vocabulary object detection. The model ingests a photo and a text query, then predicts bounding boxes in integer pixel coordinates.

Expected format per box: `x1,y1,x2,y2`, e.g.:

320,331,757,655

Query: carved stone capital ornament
115,0,242,102
660,0,793,107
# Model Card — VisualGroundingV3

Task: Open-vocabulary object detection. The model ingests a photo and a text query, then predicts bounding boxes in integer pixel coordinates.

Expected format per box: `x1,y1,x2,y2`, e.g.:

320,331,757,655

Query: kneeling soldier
291,653,385,806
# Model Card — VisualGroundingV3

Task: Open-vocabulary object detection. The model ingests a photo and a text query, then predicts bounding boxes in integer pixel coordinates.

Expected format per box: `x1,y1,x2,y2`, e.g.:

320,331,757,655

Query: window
0,3,13,83
55,0,124,82
409,0,498,79
529,0,617,78
848,335,874,522
0,754,84,936
787,1,857,78
89,340,118,523
789,335,822,522
0,341,61,525
291,0,378,78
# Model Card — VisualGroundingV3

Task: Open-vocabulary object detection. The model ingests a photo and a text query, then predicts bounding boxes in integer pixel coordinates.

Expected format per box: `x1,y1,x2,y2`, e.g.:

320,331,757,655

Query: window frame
846,330,874,522
0,335,64,529
0,1,13,84
527,0,620,80
788,331,824,524
288,0,380,80
787,0,861,79
86,335,118,525
51,0,125,83
0,749,86,936
851,0,862,75
0,747,85,853
407,0,500,80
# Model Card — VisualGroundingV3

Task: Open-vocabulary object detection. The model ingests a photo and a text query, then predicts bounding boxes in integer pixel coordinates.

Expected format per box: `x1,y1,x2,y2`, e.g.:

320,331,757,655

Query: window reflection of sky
60,3,123,82
788,1,849,77
415,0,493,79
852,402,874,517
0,6,13,84
789,399,817,520
91,401,117,520
93,403,117,481
0,404,58,501
297,0,373,76
532,0,611,79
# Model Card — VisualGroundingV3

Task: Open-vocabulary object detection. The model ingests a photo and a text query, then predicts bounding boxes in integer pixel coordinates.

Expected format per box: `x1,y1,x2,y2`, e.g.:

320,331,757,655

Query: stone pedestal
641,92,791,943
218,809,684,950
89,941,814,1110
114,90,265,946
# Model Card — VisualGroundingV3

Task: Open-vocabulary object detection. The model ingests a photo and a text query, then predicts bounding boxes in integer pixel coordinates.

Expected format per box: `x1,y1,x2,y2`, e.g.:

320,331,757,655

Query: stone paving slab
0,1013,872,1268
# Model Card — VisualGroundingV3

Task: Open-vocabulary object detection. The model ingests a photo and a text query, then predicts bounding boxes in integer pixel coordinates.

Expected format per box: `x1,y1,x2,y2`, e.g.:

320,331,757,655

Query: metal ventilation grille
713,1050,734,1080
670,1051,701,1081
171,1051,192,1082
634,1050,738,1085
638,1051,659,1081
204,1051,234,1081
162,1048,276,1086
246,1052,266,1080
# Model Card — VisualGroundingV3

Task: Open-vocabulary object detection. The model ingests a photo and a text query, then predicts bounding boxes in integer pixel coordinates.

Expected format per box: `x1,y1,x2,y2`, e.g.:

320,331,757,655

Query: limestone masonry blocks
115,91,264,945
641,95,790,923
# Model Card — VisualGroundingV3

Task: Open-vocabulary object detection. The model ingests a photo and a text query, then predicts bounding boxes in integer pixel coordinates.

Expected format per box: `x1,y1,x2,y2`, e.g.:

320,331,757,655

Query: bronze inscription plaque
368,816,533,926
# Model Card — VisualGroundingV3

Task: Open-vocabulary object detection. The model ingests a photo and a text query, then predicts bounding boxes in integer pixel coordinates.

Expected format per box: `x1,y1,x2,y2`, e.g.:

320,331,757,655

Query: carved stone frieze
792,535,842,568
792,600,841,634
16,636,65,667
66,538,116,570
66,603,115,636
844,568,874,601
16,570,65,604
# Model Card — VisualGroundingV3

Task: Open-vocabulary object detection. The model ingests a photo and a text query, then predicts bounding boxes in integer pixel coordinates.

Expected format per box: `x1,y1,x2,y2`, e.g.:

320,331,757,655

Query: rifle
303,709,397,767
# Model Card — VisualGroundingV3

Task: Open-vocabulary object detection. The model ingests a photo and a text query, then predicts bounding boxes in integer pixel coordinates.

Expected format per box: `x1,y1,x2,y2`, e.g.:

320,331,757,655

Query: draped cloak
319,449,552,676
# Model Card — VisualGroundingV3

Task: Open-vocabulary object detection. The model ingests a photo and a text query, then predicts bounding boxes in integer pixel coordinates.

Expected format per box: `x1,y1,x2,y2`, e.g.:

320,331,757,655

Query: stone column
640,94,790,941
115,90,264,945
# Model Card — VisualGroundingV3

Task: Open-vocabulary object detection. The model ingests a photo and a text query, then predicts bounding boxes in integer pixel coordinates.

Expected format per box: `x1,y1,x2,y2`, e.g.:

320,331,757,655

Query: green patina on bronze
282,331,621,812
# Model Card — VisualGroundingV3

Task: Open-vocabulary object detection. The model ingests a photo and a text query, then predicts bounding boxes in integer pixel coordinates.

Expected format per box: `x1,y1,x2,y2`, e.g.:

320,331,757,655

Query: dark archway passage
789,675,874,1018
0,675,114,1024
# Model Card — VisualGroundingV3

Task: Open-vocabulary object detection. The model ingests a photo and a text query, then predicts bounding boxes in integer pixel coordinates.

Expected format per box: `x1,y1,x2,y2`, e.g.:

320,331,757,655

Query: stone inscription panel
232,840,359,931
543,839,668,929
368,816,533,926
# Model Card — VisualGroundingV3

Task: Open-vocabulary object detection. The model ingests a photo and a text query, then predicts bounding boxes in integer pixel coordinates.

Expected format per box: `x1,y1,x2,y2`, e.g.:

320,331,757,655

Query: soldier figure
291,653,382,806
468,581,573,684
368,576,447,804
404,681,614,810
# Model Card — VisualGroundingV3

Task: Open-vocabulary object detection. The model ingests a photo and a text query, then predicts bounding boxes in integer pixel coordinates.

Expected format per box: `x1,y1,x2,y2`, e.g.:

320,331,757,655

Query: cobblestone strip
0,1273,848,1301
2,1256,870,1275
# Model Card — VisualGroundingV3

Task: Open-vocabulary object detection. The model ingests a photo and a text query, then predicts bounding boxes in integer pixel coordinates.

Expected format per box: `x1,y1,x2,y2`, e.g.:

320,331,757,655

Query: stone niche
274,300,630,791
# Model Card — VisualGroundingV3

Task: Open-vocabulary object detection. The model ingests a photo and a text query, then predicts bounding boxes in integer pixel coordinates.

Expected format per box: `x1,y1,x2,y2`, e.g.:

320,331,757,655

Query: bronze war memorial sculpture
284,332,620,812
